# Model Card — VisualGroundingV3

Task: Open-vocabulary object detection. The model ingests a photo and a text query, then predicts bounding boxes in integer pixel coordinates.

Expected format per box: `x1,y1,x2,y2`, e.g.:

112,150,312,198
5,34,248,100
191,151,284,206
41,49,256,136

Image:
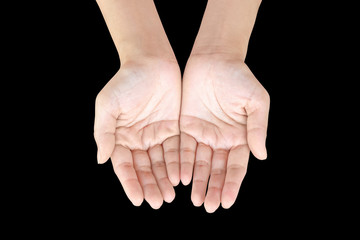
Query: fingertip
204,199,220,213
131,196,144,207
97,153,109,164
97,149,102,164
260,153,267,160
97,146,104,164
96,139,115,164
164,189,176,203
248,136,268,160
180,174,191,186
169,174,180,187
191,193,204,207
205,205,218,213
149,199,163,210
221,197,235,209
221,189,237,209
180,164,193,186
131,187,145,207
144,188,164,209
253,149,267,160
221,202,233,209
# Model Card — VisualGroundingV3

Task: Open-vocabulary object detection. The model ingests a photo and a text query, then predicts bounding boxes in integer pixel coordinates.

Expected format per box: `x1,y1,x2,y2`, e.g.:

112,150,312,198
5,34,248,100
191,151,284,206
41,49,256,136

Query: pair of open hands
94,54,270,213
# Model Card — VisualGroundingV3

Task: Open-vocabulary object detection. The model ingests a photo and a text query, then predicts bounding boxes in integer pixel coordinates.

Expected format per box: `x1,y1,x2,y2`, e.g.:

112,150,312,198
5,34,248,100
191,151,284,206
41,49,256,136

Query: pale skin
94,0,269,213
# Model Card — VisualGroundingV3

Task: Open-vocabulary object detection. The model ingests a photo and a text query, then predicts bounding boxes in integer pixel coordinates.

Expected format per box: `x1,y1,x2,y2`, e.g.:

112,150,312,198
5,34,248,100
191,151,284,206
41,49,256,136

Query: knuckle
165,148,179,154
152,161,166,169
195,160,210,168
211,168,225,176
180,147,195,154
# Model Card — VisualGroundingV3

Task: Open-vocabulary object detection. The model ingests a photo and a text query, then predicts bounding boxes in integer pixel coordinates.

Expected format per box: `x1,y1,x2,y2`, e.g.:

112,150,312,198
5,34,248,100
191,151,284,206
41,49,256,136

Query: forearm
191,0,262,61
96,0,175,64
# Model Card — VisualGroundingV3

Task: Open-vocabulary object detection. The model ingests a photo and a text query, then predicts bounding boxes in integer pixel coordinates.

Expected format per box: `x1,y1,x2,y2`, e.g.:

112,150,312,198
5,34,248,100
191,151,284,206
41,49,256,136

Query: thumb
95,131,115,164
94,94,117,164
245,92,270,160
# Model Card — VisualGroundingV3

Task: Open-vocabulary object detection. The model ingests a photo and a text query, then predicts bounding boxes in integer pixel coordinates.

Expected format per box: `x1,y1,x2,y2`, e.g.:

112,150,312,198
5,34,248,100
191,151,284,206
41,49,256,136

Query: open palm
180,56,270,212
94,59,181,209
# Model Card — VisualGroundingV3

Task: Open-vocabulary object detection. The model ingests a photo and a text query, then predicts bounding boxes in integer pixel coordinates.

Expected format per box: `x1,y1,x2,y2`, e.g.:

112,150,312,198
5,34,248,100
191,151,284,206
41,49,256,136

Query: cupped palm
94,59,181,208
180,56,270,212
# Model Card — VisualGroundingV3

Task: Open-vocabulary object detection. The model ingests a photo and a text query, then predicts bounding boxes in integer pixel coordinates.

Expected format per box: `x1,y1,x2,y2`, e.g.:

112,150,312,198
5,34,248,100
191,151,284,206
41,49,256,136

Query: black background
6,0,343,235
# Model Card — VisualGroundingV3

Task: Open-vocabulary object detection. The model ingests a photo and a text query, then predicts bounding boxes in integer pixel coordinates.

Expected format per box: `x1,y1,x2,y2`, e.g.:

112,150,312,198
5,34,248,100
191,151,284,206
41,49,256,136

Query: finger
162,135,180,186
221,145,250,209
191,143,212,207
180,132,197,186
246,92,270,160
132,149,163,209
148,145,175,203
94,94,117,164
111,145,144,206
204,149,228,213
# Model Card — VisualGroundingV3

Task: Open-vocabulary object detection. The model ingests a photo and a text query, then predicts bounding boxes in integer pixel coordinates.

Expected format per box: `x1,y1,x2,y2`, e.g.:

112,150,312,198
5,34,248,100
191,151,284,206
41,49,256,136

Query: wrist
185,51,247,77
190,0,262,62
118,42,177,67
119,50,177,67
190,43,247,62
97,0,176,66
120,54,180,77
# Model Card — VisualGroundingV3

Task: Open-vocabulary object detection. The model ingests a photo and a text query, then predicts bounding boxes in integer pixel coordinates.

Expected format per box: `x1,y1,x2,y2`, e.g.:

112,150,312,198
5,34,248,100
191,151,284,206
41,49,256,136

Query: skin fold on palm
180,55,270,213
94,59,181,209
